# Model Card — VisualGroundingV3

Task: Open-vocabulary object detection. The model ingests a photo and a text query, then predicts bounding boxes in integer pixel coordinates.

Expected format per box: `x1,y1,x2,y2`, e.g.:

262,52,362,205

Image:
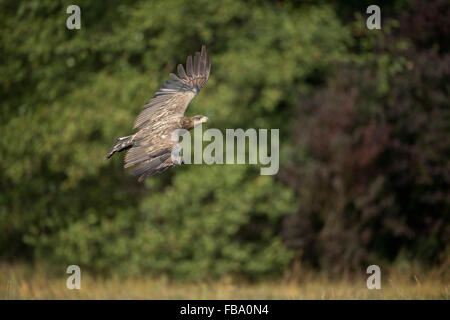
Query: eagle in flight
106,45,211,181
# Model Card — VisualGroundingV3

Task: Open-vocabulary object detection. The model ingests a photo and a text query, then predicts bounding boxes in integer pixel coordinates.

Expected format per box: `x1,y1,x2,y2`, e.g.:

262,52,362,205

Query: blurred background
0,0,448,298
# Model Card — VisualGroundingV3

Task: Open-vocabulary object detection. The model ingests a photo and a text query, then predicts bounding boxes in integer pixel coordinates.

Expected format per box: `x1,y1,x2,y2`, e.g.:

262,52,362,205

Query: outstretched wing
124,45,211,181
133,45,211,130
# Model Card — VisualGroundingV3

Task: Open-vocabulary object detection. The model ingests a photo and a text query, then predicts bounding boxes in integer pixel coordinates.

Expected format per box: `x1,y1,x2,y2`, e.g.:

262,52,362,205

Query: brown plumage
106,45,211,181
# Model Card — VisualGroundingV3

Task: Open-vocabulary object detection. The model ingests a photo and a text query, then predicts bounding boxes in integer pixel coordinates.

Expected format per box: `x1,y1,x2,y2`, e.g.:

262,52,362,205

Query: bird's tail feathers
105,135,133,160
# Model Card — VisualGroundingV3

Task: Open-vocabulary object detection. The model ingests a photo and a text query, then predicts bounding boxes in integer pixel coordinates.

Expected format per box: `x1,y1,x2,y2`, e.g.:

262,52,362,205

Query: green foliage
133,166,295,279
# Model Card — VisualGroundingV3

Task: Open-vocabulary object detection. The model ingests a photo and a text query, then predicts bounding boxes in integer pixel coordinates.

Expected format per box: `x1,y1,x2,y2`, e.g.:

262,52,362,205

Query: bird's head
192,115,210,127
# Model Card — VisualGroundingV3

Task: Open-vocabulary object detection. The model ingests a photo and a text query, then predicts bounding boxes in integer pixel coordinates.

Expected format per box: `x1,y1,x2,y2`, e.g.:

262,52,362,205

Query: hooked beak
201,116,210,123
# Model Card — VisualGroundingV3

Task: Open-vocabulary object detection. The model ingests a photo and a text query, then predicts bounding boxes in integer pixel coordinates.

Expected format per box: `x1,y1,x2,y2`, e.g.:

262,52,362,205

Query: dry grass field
0,264,448,299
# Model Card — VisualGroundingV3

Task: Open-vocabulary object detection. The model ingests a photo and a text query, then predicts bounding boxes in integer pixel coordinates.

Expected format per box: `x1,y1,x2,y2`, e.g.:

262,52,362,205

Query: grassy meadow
1,264,448,299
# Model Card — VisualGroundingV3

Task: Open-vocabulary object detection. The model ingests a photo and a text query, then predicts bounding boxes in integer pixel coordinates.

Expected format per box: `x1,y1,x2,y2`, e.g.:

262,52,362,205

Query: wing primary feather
205,52,211,79
194,52,200,77
186,55,193,78
177,64,187,80
200,45,206,74
169,73,181,82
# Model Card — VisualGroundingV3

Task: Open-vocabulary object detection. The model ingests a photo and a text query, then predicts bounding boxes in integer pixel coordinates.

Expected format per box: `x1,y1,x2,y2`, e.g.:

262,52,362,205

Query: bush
281,2,449,274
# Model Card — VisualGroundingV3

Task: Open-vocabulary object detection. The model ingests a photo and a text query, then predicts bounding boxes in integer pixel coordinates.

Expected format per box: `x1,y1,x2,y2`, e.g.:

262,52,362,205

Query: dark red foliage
280,0,450,274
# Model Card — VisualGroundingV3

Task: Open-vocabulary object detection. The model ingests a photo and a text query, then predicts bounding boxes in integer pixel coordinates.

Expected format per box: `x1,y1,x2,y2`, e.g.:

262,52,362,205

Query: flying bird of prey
106,45,211,181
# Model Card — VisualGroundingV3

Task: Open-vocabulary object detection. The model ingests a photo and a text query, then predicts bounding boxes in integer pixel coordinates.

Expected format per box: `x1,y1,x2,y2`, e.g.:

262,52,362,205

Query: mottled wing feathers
133,45,211,130
133,92,193,130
